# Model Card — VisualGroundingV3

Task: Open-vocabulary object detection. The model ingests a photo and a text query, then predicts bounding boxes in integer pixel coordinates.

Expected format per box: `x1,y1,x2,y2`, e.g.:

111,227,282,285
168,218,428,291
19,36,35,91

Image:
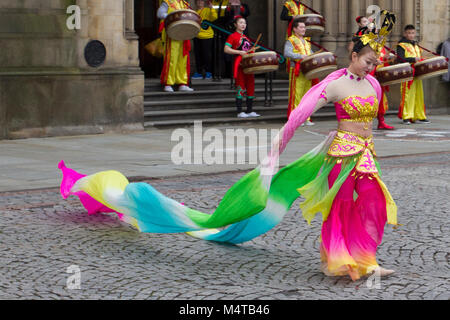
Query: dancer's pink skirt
298,130,397,280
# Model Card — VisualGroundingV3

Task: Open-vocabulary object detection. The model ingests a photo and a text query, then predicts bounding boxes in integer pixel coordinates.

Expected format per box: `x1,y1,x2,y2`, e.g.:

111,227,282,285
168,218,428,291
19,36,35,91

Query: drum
296,14,325,37
241,51,279,74
414,56,449,80
300,52,337,79
165,9,201,41
375,63,414,86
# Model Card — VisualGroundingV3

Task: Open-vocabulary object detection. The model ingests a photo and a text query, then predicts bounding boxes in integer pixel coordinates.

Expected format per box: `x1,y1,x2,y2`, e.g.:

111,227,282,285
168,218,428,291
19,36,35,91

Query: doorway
134,0,162,78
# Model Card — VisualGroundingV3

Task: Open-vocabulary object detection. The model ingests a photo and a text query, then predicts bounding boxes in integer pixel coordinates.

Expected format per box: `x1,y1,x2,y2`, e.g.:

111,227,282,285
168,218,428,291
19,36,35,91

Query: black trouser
193,38,213,75
236,97,253,113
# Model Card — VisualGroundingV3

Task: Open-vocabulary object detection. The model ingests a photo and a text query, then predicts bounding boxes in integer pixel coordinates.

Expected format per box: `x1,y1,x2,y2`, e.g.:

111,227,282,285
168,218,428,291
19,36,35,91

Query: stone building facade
0,0,144,140
0,0,448,140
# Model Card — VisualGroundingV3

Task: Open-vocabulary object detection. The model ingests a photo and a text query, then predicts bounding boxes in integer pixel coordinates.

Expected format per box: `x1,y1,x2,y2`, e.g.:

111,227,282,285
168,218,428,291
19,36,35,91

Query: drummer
396,24,431,124
283,18,316,124
157,0,195,93
354,16,376,36
370,46,396,130
224,16,260,118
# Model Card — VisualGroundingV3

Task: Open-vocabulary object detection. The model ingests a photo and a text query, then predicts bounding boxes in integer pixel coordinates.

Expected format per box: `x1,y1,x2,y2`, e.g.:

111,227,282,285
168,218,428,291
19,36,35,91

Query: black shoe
417,119,431,124
402,119,411,125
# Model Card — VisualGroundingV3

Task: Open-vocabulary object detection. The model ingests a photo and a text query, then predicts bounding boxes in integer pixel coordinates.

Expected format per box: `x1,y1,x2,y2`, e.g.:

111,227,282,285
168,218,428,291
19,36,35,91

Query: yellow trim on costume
338,97,379,124
374,175,398,225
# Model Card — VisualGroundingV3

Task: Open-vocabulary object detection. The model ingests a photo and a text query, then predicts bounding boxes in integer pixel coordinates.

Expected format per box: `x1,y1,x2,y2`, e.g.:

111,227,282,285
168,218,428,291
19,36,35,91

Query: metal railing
201,20,286,106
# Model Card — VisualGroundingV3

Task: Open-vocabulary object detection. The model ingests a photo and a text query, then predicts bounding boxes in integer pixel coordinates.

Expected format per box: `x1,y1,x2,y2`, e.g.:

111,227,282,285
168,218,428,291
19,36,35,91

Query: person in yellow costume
157,0,194,92
396,25,430,124
192,0,218,80
284,19,316,124
280,1,306,74
211,0,229,20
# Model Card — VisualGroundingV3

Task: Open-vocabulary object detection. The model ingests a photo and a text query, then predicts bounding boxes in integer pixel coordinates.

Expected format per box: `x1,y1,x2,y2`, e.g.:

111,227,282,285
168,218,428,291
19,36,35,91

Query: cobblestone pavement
0,153,449,300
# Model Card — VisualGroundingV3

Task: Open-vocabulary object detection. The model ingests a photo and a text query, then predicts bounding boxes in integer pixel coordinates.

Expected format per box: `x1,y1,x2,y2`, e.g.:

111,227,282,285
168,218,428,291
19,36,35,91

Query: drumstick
249,33,262,53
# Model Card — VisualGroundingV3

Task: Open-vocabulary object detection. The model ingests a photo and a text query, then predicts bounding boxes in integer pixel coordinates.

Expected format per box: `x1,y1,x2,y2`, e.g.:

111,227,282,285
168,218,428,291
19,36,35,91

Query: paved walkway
0,115,449,192
0,115,449,301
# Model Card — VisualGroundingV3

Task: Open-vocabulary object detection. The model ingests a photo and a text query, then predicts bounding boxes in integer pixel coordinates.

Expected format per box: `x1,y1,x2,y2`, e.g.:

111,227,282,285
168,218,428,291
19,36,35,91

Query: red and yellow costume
397,39,427,121
159,0,191,87
285,34,318,119
370,47,394,129
283,0,306,38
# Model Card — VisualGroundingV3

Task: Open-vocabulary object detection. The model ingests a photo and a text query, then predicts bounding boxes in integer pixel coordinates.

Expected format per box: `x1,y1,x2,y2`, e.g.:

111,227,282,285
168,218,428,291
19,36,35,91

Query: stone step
144,95,290,111
144,77,290,92
144,87,289,101
144,111,337,128
144,104,337,123
144,105,287,121
143,108,399,128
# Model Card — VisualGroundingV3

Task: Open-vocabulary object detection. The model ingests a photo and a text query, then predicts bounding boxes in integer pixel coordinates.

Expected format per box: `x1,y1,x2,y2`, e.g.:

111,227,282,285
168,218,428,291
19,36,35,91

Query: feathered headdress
353,10,396,55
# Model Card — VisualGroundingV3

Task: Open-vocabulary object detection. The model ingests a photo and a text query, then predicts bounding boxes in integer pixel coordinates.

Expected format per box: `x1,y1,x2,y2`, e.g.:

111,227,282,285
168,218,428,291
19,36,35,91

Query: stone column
390,0,403,43
349,0,361,36
335,0,349,66
320,0,337,53
124,0,138,40
312,0,322,15
401,0,415,27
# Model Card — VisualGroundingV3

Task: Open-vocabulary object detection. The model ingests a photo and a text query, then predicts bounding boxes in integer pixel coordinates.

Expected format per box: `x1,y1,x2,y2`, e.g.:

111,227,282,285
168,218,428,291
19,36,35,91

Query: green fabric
186,169,268,228
299,156,357,224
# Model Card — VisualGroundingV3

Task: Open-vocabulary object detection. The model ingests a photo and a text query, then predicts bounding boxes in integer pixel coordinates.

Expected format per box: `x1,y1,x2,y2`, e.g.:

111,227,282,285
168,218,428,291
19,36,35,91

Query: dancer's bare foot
373,267,395,277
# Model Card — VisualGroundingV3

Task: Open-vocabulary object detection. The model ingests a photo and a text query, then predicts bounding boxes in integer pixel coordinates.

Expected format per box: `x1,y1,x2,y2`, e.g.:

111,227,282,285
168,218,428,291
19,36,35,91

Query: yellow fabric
327,131,376,159
284,0,305,16
374,175,398,225
398,42,422,59
161,0,189,86
338,96,379,124
288,35,312,55
196,7,218,39
284,1,305,40
75,171,129,213
211,0,229,17
398,43,425,121
287,35,313,113
400,79,426,121
163,36,189,85
164,0,189,10
289,68,312,112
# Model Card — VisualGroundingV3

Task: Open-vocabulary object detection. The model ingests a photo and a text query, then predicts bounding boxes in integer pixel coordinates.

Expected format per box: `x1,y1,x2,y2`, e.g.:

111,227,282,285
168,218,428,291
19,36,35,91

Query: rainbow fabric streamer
58,131,334,244
59,69,386,247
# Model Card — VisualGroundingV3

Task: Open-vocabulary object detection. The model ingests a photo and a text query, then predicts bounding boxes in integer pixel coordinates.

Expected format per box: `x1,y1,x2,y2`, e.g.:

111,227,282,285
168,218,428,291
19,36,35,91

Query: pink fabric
321,164,387,279
334,95,378,121
58,160,121,217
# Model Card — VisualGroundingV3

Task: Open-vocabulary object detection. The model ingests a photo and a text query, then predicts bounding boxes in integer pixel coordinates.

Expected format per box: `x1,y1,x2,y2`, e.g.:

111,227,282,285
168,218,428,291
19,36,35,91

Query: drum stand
264,72,274,107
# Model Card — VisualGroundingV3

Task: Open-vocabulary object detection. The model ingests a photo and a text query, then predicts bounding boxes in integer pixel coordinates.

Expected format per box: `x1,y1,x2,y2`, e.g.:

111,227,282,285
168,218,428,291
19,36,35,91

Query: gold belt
327,130,378,174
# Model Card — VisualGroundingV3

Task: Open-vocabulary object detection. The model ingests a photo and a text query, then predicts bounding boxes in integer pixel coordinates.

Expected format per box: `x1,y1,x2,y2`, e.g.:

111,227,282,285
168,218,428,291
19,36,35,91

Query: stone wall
0,0,144,140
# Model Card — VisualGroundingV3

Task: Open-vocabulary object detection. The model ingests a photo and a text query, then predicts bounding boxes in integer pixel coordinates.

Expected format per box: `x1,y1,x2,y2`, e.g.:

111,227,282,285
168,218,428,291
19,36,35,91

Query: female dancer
59,13,398,281
224,16,259,118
